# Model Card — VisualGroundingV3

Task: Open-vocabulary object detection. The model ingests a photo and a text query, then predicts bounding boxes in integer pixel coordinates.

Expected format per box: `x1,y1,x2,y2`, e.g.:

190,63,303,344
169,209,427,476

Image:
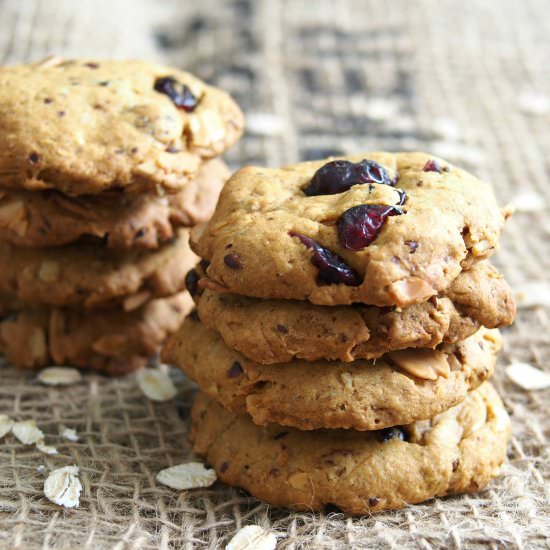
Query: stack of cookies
0,58,243,374
164,152,516,514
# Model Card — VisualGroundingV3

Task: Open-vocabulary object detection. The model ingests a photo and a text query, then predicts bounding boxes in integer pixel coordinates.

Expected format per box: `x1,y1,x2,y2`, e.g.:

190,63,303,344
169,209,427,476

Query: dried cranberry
227,361,243,378
423,159,446,173
337,204,403,250
405,240,419,253
289,231,361,286
379,427,406,442
303,159,394,196
395,188,408,206
220,462,229,473
28,152,40,164
368,497,380,507
154,76,198,112
223,252,242,269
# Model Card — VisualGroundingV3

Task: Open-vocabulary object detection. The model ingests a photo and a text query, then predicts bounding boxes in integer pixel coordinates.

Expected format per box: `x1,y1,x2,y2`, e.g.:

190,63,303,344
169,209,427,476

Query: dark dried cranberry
423,159,446,173
337,204,403,250
185,268,200,296
84,62,100,69
227,361,243,378
199,259,210,272
379,427,406,442
368,497,380,507
405,240,419,253
154,76,198,112
303,159,394,196
223,252,242,269
220,462,229,473
289,232,361,286
276,324,288,334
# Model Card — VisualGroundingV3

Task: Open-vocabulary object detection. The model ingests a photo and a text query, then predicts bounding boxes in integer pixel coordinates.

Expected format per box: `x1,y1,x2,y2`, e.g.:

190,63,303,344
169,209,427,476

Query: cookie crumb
60,426,79,442
12,420,44,445
0,415,13,439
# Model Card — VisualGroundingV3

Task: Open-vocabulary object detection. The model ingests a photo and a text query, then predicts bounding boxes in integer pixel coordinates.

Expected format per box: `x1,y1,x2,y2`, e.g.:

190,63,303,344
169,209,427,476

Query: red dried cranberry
154,76,198,112
337,204,403,250
395,188,408,206
227,362,243,378
423,159,445,173
379,427,406,442
289,231,361,286
224,252,242,269
303,159,394,196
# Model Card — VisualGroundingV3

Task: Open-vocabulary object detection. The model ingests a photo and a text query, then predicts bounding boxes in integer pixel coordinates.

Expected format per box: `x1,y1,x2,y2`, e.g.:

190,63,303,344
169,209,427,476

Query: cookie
0,227,197,309
0,58,243,195
192,261,514,364
192,152,505,307
163,315,500,430
0,158,230,248
0,292,192,374
191,383,510,514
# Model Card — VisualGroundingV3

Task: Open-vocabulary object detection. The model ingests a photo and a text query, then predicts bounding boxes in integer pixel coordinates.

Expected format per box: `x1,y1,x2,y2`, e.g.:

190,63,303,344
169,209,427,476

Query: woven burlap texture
0,0,548,548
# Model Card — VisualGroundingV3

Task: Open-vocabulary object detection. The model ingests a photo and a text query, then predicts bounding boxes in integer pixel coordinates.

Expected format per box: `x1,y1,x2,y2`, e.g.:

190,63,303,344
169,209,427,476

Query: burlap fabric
0,0,548,548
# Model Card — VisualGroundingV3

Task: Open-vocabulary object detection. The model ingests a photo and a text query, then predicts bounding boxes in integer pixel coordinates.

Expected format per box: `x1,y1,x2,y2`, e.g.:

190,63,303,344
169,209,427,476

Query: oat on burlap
0,0,548,548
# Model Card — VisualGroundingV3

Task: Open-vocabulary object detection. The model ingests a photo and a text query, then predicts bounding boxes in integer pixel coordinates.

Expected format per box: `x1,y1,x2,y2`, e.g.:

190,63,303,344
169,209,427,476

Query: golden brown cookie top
0,58,243,195
193,152,505,307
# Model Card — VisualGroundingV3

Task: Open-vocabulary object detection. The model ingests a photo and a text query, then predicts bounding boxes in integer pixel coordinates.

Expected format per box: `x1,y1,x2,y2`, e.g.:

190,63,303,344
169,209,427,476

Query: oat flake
36,440,58,455
12,420,44,445
156,462,217,490
37,367,82,386
226,525,277,550
515,282,550,308
60,426,79,442
43,465,82,508
137,368,177,402
506,362,550,391
0,415,13,439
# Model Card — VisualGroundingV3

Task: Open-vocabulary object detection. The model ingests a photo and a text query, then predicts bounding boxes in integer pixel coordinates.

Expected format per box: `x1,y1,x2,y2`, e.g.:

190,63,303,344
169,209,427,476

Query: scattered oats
59,426,79,442
156,462,217,490
37,366,82,386
509,191,546,213
430,142,484,166
36,440,58,455
36,465,47,474
226,525,277,550
506,362,550,390
518,91,550,115
245,113,284,136
43,465,82,508
0,415,13,439
431,117,461,141
515,282,550,308
364,98,399,121
12,420,44,445
137,368,177,402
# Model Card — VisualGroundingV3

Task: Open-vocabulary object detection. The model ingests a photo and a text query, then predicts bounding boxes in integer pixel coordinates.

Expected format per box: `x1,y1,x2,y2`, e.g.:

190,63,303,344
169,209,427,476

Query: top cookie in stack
164,152,516,514
0,57,244,373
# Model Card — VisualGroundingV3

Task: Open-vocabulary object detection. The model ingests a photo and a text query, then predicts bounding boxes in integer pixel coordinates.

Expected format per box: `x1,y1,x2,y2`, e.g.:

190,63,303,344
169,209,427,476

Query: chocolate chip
188,309,200,322
224,252,243,269
405,240,419,253
227,361,243,378
185,269,200,296
28,152,40,164
379,427,406,442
